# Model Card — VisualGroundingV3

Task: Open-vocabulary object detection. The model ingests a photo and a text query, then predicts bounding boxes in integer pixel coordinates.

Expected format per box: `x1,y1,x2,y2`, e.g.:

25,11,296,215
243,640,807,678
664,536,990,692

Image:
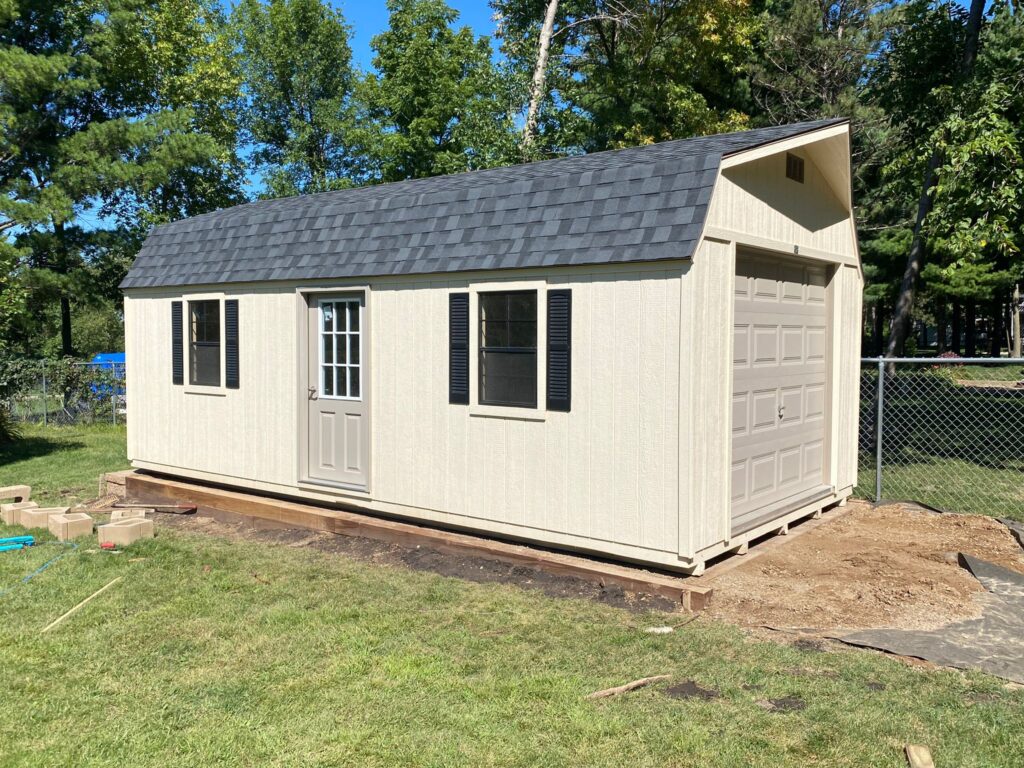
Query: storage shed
122,119,862,574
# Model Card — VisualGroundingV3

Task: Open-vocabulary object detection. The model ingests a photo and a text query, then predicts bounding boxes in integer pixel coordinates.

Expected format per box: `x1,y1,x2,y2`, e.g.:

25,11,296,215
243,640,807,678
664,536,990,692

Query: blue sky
338,1,498,69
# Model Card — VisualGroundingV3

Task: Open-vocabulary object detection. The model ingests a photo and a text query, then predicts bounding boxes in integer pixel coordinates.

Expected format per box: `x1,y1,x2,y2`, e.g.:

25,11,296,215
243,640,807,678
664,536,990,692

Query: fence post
875,357,884,502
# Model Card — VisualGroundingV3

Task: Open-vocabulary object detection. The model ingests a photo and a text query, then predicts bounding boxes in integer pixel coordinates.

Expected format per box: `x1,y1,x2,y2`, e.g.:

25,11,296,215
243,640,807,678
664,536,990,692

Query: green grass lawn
855,454,1024,520
0,423,128,506
0,426,1022,766
1,522,1022,767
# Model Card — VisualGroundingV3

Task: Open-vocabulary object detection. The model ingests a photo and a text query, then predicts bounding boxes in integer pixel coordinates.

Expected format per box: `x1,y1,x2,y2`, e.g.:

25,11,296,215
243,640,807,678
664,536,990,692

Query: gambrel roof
121,119,845,289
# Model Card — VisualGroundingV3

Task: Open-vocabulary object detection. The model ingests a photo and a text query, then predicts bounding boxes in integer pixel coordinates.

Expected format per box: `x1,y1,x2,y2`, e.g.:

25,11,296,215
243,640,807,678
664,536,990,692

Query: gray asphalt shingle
121,120,843,290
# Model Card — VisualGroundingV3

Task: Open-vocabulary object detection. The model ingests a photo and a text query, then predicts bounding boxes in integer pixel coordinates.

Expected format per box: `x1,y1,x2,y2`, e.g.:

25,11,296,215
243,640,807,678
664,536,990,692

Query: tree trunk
952,301,962,353
52,219,74,357
885,155,940,358
936,301,947,353
873,301,885,356
1012,284,1022,358
885,0,986,358
989,299,1003,357
966,299,977,356
521,0,559,160
60,296,73,356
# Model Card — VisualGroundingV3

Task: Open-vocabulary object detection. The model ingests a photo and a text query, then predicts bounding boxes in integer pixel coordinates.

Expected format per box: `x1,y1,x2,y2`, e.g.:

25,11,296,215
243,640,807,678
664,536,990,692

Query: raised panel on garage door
730,251,830,535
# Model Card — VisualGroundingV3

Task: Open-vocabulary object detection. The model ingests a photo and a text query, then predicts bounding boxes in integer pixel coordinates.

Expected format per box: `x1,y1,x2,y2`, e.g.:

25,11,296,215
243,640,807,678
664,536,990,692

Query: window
479,291,537,408
319,299,361,399
189,300,221,386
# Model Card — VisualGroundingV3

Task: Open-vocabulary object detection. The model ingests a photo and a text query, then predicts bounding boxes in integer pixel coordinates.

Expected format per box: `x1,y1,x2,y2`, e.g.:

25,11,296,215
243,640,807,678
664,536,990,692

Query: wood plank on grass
125,471,712,611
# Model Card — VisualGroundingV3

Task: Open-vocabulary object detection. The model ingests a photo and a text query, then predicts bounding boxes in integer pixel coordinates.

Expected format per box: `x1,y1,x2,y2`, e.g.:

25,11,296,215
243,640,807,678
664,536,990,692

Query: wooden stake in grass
41,576,123,634
586,675,670,700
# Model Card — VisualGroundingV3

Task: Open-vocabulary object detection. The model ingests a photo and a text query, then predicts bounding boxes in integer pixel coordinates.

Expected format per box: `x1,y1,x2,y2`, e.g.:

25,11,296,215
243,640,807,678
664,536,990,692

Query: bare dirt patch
705,500,1024,632
148,510,680,613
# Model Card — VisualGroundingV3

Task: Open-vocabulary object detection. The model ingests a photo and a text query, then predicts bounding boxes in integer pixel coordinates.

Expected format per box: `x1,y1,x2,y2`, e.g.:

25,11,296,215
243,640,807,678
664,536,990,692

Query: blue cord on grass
0,541,79,598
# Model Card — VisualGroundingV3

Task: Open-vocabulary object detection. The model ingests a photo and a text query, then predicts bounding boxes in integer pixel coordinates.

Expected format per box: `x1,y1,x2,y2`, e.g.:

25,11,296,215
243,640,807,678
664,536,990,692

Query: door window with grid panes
319,299,361,399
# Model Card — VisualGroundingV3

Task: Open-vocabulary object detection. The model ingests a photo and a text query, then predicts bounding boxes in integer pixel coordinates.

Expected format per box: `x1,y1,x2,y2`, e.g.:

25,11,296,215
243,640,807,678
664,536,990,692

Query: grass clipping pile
706,501,1024,632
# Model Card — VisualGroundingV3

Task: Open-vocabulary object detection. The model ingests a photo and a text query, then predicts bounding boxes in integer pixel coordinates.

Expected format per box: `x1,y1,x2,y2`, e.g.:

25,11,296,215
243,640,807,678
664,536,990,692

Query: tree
881,0,986,356
233,0,357,197
495,0,756,157
922,1,1023,356
1,0,232,356
354,0,517,183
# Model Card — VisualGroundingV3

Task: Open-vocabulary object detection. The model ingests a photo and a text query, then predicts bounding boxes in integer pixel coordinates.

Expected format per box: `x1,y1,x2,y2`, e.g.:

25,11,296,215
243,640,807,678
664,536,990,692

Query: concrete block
98,518,154,546
110,508,149,522
1,501,38,526
48,512,94,541
0,485,31,503
20,507,69,530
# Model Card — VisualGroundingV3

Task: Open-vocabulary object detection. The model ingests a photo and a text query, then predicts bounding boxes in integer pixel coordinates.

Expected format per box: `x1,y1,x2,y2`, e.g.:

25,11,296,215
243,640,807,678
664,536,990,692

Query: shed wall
125,264,688,566
705,150,856,260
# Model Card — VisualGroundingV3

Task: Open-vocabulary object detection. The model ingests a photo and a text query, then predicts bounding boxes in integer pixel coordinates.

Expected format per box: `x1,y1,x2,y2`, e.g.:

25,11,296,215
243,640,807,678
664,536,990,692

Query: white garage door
731,251,831,535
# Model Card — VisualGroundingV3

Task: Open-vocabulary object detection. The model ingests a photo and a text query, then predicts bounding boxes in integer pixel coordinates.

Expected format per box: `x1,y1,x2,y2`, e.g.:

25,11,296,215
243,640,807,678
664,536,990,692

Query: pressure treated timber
124,471,712,611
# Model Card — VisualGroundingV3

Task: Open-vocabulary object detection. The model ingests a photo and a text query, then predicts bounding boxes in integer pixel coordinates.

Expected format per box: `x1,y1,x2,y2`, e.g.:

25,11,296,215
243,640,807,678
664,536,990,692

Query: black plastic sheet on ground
838,554,1024,684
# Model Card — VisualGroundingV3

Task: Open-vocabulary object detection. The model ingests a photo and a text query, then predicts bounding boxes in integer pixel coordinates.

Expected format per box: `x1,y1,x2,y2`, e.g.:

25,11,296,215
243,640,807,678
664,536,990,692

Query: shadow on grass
0,436,85,464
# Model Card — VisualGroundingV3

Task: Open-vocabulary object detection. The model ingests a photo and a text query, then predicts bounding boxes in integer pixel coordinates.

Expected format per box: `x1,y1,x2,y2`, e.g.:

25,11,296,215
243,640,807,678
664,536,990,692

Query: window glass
189,300,221,386
320,298,361,399
478,290,537,408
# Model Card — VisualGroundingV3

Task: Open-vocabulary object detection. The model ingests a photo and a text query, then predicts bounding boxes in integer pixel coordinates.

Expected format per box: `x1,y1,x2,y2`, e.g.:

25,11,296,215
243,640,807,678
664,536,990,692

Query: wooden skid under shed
123,472,711,611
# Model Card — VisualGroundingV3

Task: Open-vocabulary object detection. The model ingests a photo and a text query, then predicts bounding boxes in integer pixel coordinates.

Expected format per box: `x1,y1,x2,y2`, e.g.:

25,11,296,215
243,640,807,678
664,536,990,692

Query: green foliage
354,0,517,182
927,4,1023,273
233,0,357,197
495,0,757,155
1,0,242,357
0,405,19,444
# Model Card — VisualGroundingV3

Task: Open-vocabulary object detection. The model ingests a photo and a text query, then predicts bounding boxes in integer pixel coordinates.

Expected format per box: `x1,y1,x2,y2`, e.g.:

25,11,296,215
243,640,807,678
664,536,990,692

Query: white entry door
731,251,830,535
306,294,369,489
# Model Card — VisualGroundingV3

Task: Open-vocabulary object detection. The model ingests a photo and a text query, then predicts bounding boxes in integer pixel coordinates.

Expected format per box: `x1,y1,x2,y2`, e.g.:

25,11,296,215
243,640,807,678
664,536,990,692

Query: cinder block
97,518,154,546
48,512,94,541
20,507,69,530
1,501,38,526
110,508,149,522
0,485,31,503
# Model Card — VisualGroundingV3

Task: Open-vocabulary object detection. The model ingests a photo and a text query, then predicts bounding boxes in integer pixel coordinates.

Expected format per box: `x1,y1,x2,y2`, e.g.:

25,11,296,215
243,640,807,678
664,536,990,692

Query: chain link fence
0,359,126,426
856,357,1024,517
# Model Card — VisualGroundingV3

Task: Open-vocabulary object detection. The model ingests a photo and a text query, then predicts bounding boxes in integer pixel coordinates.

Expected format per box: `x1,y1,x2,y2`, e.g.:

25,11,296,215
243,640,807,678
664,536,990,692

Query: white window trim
467,279,547,422
182,292,228,396
316,296,363,402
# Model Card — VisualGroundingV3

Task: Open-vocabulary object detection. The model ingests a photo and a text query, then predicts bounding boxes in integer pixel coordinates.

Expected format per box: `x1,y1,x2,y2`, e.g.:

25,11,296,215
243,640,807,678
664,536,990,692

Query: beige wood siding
831,263,863,491
125,264,686,564
370,267,683,556
706,151,855,258
679,237,733,557
126,288,300,488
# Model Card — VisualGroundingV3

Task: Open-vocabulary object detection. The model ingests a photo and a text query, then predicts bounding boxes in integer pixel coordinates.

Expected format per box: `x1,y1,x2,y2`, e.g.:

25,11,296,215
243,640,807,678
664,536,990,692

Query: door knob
308,386,318,400
778,404,785,419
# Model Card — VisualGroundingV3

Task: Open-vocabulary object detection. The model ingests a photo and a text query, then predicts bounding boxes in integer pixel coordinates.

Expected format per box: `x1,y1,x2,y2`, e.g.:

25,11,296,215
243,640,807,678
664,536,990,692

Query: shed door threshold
731,484,834,537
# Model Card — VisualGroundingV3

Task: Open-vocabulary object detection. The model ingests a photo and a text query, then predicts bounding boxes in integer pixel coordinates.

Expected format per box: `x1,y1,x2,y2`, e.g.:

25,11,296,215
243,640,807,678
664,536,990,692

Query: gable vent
785,153,805,183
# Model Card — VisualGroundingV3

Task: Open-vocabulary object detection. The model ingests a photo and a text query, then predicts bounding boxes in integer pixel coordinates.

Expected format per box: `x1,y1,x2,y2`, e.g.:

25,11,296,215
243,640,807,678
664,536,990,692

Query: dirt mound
705,501,1024,631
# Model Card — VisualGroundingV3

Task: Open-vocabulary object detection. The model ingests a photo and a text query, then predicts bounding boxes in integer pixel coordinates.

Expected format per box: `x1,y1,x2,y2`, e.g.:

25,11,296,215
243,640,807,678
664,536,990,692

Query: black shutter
171,301,184,385
225,299,239,389
449,293,470,404
546,289,571,412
